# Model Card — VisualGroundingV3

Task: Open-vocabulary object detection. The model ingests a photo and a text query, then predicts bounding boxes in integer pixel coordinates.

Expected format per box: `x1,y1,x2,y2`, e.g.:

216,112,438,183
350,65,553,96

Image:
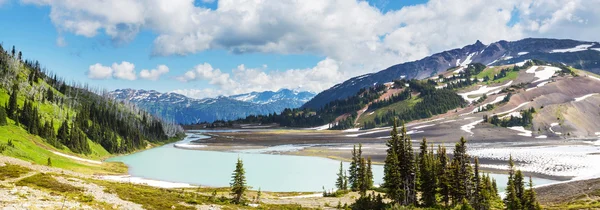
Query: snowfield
508,126,532,137
574,93,597,102
471,145,600,179
458,81,513,103
550,44,595,53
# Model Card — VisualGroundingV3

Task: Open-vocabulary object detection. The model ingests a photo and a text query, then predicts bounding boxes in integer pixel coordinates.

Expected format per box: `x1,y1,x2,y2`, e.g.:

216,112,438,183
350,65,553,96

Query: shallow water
107,133,558,192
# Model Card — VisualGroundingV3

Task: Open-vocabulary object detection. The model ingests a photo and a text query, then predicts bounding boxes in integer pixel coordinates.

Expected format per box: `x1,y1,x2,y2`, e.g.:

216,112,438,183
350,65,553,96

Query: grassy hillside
0,44,183,173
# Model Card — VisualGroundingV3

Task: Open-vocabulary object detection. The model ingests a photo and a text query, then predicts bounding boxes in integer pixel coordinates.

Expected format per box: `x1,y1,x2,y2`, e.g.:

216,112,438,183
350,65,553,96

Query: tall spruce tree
349,145,358,190
358,156,368,196
451,137,473,205
383,120,403,204
230,158,247,204
504,155,522,210
336,161,347,190
437,145,451,207
7,83,18,120
419,142,437,207
0,105,7,126
366,156,373,189
398,122,417,205
524,177,541,210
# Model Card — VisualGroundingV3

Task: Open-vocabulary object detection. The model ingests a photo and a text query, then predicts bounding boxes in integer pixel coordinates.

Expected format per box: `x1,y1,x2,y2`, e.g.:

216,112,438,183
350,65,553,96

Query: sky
0,0,598,99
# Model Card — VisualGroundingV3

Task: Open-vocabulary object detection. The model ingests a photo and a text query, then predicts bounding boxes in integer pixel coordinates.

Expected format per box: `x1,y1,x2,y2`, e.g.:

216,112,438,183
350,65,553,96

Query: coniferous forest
334,121,541,210
0,44,184,155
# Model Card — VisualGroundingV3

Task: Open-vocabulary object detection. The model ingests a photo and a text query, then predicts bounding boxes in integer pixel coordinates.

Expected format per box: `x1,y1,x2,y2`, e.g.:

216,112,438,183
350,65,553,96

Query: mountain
109,89,315,124
303,38,600,109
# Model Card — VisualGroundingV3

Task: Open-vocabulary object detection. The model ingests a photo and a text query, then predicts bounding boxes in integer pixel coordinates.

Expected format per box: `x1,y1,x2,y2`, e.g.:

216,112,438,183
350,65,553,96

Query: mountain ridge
109,88,316,124
302,38,600,109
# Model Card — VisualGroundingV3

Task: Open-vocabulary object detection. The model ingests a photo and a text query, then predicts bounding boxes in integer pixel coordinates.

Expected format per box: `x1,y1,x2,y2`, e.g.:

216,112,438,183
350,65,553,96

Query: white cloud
87,61,139,80
112,61,137,80
175,58,342,98
30,0,600,94
140,65,169,80
87,63,113,79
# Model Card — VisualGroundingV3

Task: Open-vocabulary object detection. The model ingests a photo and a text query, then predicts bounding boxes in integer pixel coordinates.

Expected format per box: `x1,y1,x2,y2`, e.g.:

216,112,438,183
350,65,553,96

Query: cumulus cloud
87,61,141,80
31,0,600,94
175,58,342,98
112,61,136,80
87,63,113,79
139,65,169,80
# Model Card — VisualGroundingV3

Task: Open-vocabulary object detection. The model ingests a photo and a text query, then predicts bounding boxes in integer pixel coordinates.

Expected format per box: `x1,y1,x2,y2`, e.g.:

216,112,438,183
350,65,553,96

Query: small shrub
16,173,83,193
0,164,31,180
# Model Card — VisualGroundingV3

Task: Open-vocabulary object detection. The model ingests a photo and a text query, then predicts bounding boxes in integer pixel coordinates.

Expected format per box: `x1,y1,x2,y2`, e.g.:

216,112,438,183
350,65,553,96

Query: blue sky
0,0,595,98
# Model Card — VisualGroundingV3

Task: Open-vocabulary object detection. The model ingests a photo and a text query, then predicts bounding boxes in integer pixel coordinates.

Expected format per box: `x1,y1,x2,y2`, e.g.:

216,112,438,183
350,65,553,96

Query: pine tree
472,157,488,210
419,139,437,207
524,177,541,210
230,158,247,204
383,119,403,204
504,155,522,210
336,161,347,190
437,145,451,207
349,145,358,191
366,156,373,189
451,137,473,205
358,156,368,196
0,105,7,126
398,122,417,205
7,83,18,119
47,157,52,166
515,170,526,207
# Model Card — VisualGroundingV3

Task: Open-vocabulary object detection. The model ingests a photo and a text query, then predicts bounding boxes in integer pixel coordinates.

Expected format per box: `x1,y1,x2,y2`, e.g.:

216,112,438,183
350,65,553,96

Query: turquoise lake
106,133,558,192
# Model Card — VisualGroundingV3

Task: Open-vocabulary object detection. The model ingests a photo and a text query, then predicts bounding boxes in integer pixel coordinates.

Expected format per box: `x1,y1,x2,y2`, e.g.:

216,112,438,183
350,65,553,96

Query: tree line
345,120,541,210
0,43,184,154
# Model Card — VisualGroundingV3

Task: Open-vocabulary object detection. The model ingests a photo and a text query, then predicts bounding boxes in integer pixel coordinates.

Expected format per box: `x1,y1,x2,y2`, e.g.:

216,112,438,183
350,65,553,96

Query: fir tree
358,156,368,196
349,145,358,190
230,158,247,204
419,139,437,207
383,119,403,204
0,105,7,126
7,83,18,119
437,145,451,207
451,137,473,205
504,155,522,210
336,161,347,190
524,177,541,210
47,157,52,166
366,156,373,189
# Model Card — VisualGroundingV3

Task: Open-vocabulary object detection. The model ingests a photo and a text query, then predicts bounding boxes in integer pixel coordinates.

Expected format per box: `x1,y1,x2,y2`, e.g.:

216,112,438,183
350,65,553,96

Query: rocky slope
109,89,315,124
303,38,600,109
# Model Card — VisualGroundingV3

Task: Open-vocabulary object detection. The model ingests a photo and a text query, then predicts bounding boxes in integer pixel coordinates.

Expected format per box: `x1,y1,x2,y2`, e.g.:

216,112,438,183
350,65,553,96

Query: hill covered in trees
0,44,183,156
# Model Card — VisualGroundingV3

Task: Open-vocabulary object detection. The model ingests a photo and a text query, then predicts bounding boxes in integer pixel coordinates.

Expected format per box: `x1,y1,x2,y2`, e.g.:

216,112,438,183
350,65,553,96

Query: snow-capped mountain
230,89,315,104
303,38,600,109
108,89,315,124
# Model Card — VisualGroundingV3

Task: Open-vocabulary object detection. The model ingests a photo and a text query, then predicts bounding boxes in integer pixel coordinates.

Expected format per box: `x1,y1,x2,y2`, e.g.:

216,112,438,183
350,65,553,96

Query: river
106,132,557,192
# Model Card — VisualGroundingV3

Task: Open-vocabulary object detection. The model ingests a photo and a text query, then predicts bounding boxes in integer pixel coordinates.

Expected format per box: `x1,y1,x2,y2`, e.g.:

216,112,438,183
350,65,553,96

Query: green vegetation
484,107,536,127
16,173,82,193
0,43,184,158
0,164,30,180
230,158,247,204
346,121,540,209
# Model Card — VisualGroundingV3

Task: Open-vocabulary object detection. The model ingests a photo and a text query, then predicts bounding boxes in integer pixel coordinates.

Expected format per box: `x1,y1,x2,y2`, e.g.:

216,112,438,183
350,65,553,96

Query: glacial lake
106,133,558,192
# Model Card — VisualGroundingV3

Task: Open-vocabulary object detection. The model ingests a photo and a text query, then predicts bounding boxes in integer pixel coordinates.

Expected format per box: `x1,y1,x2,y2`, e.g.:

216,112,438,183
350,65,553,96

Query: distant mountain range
303,38,600,109
108,89,315,124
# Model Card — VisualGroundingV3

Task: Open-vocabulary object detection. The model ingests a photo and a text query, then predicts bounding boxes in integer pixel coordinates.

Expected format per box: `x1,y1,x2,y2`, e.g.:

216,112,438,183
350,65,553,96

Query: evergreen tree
504,155,522,210
472,157,488,210
336,161,347,190
358,156,368,196
7,83,18,119
451,137,473,205
437,145,451,207
47,157,52,166
230,158,247,204
0,105,7,126
524,177,542,210
515,170,526,207
383,119,403,204
419,139,437,207
398,122,417,205
366,156,373,189
349,145,358,190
